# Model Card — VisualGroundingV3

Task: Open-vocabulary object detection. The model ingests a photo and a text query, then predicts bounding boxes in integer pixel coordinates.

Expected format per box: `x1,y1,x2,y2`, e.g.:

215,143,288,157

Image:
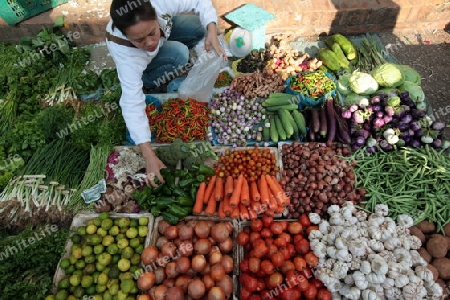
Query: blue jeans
142,15,205,89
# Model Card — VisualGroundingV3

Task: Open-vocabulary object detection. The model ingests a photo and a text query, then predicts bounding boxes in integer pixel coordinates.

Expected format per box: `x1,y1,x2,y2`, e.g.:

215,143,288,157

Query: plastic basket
0,0,69,25
285,71,336,109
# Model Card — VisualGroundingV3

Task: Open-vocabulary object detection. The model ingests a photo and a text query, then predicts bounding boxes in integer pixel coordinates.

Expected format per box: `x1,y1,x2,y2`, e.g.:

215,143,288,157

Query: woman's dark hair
110,0,157,35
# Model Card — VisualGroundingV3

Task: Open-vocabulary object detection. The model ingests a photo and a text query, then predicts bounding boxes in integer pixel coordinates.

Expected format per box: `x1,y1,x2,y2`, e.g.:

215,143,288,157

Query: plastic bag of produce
178,51,222,102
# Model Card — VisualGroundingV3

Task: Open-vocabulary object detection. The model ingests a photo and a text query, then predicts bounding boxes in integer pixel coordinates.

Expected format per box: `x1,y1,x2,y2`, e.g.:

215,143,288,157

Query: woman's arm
139,142,166,186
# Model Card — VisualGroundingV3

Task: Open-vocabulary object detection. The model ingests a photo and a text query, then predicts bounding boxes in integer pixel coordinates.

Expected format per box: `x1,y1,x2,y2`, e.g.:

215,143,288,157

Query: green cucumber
277,109,295,138
269,116,279,143
265,104,299,112
291,110,307,136
274,115,287,140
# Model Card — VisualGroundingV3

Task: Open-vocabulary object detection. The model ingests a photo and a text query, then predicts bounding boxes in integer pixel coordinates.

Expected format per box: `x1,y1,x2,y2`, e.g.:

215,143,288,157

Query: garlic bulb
368,239,384,252
361,289,378,300
369,254,388,275
396,214,414,228
329,213,345,226
374,203,389,216
327,204,340,214
415,265,434,282
394,273,409,288
319,220,330,234
360,261,372,275
332,260,349,279
339,284,361,300
384,237,402,250
308,212,321,224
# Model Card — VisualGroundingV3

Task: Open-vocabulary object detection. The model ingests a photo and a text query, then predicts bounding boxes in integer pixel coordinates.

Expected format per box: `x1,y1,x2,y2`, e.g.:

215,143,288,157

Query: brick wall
0,0,448,44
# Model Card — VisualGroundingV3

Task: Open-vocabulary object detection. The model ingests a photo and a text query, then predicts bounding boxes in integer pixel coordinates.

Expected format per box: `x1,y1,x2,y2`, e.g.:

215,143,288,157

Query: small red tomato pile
237,215,332,300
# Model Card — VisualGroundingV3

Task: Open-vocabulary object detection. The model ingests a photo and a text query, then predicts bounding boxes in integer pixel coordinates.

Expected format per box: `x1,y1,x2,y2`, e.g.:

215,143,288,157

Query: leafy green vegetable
348,70,379,95
35,105,75,142
398,81,425,103
371,63,405,88
4,121,46,161
397,64,421,85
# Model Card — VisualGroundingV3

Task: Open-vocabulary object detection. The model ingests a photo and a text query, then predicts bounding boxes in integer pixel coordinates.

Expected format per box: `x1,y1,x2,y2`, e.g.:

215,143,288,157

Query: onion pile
280,142,366,218
139,220,235,300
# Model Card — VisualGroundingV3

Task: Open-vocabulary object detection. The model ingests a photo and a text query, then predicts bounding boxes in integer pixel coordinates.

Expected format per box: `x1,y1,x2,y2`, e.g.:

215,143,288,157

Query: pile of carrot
192,174,290,219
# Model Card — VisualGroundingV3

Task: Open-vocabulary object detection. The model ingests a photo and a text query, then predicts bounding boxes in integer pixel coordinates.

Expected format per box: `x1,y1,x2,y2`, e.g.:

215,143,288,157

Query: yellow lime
72,248,82,260
97,227,108,237
85,263,96,275
138,226,148,237
109,282,119,295
75,259,85,270
93,218,102,227
72,286,85,298
121,246,134,259
54,289,69,300
102,235,115,247
69,274,82,287
102,218,114,231
119,272,133,281
96,284,107,293
98,252,112,266
107,243,119,255
117,290,128,300
94,244,104,255
109,226,120,236
97,272,109,286
82,245,93,257
81,275,94,288
118,258,131,272
125,227,138,239
44,295,55,300
77,226,87,236
139,217,149,226
86,224,98,235
117,238,129,249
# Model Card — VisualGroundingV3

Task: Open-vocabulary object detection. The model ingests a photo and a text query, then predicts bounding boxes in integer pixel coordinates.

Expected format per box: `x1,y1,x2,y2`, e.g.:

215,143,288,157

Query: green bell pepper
172,188,189,198
162,211,179,225
189,184,200,201
176,196,194,207
167,204,191,218
151,206,161,217
156,196,174,209
178,178,197,189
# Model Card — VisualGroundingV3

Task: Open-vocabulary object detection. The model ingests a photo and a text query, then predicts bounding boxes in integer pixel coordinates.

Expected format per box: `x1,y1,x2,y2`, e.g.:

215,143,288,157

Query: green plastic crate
0,0,69,25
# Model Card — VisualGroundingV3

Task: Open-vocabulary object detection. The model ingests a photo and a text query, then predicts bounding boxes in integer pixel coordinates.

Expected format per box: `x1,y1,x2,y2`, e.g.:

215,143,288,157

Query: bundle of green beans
354,33,388,73
349,145,450,232
19,138,90,188
66,144,113,212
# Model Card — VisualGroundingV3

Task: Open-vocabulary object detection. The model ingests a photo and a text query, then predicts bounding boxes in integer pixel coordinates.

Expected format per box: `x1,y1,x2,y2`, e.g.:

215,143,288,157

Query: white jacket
106,0,218,145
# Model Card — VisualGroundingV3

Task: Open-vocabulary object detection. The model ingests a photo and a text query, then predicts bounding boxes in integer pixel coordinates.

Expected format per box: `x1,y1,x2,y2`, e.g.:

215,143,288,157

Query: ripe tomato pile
237,215,332,300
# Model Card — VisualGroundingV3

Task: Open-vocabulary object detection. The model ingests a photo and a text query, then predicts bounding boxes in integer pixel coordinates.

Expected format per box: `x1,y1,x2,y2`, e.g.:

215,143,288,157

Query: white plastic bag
178,51,222,102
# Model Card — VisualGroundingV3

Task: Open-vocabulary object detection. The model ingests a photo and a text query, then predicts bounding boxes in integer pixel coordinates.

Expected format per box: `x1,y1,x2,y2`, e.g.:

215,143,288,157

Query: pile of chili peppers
214,70,233,88
289,70,336,98
146,98,210,143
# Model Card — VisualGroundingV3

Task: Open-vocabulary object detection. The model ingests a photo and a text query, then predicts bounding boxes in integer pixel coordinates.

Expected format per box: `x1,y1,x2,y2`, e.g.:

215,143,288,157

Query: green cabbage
344,93,369,106
371,63,405,87
398,81,425,103
348,71,379,95
397,65,421,85
337,76,351,95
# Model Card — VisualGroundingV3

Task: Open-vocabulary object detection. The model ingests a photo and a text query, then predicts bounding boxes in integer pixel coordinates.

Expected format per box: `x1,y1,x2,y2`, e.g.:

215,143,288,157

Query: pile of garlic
308,202,444,300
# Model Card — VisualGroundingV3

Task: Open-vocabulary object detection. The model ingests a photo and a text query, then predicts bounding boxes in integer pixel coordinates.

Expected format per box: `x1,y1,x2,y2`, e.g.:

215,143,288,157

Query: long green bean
348,145,450,233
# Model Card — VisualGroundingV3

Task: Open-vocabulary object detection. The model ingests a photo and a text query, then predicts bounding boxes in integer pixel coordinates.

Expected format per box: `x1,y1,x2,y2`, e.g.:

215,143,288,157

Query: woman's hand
139,142,166,187
205,22,227,59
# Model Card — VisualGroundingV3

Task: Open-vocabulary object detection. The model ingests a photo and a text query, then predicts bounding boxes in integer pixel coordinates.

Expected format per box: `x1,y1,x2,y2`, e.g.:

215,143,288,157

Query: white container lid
228,28,253,58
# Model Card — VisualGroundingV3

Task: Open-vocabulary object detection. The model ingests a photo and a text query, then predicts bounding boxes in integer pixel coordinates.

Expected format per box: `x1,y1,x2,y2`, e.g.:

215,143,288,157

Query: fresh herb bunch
0,225,70,300
35,104,75,142
72,69,101,95
100,68,120,91
4,121,46,161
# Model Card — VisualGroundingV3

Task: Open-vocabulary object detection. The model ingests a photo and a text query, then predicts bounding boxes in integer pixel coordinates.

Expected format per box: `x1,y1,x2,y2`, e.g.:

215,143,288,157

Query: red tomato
261,259,275,275
249,257,261,274
243,226,251,234
285,270,298,286
256,279,265,291
279,221,288,232
265,237,274,246
301,267,313,279
317,287,332,300
305,252,319,267
252,238,265,248
268,244,278,256
249,295,261,300
250,231,261,243
261,228,272,239
305,225,319,236
274,237,287,248
266,272,283,289
240,288,252,300
287,243,296,258
280,288,300,300
303,283,318,299
299,214,311,227
261,290,272,300
279,246,291,260
261,215,274,228
281,260,295,274
293,234,303,244
270,222,283,235
278,232,291,244
310,278,324,289
237,231,250,246
240,258,250,273
297,275,309,291
288,222,303,235
251,219,263,231
271,252,285,268
243,275,258,292
295,239,310,254
293,257,307,271
253,242,269,258
245,243,252,251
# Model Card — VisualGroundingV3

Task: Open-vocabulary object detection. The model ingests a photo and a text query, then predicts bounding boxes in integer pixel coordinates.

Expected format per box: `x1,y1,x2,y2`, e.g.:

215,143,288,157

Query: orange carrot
250,181,260,202
203,175,217,204
229,173,244,207
259,175,270,206
231,206,240,219
248,207,258,219
268,192,278,211
215,177,224,201
218,200,226,218
225,175,234,197
222,196,233,217
239,203,250,221
240,177,250,206
266,175,288,206
271,175,290,205
205,191,217,215
193,182,206,214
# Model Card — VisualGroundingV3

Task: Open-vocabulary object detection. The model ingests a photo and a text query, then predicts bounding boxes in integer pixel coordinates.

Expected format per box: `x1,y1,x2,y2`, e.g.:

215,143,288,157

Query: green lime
69,274,81,287
93,244,104,255
117,217,130,228
71,234,82,244
82,245,93,257
139,217,149,226
81,275,94,288
129,265,141,276
138,226,148,237
77,226,87,236
130,219,139,228
96,261,107,272
129,238,140,249
103,290,113,300
120,278,136,294
121,246,134,259
73,270,83,276
54,289,69,300
97,272,109,286
93,217,102,227
97,252,112,266
85,263,96,275
119,272,133,281
134,244,144,254
98,212,111,220
115,233,126,242
65,264,75,275
60,258,70,270
102,218,114,231
85,285,96,295
44,295,55,300
85,254,96,264
92,271,100,283
75,259,85,270
109,225,120,236
96,284,107,293
68,255,78,265
102,235,115,247
109,281,119,295
112,254,120,264
107,243,119,255
58,277,70,289
117,238,129,249
126,227,138,239
72,286,85,298
108,266,120,279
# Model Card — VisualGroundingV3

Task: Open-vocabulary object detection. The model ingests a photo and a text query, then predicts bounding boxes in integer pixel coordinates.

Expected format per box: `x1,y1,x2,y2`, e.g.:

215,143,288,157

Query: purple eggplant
373,118,385,128
376,111,384,119
351,144,362,152
342,110,352,119
397,123,410,132
410,121,421,132
408,129,415,137
399,131,410,139
400,114,413,124
410,109,426,120
366,106,374,112
431,122,446,131
371,95,381,105
379,139,394,152
372,105,382,112
378,93,388,99
363,123,371,131
385,106,395,117
399,91,409,99
354,129,371,139
432,139,443,148
402,136,411,144
403,99,416,108
365,146,378,153
383,115,392,124
349,104,359,113
410,139,421,148
414,128,423,137
354,136,366,147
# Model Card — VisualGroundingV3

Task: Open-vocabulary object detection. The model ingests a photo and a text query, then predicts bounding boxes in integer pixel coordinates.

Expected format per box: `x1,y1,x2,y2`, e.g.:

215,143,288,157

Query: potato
419,248,433,263
417,220,436,233
432,258,450,280
426,235,448,259
409,226,426,244
446,237,450,251
427,263,439,281
445,223,450,237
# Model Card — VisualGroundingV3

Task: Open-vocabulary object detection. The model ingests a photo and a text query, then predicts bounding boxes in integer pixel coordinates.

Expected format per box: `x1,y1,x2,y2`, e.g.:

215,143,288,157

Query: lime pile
46,212,150,300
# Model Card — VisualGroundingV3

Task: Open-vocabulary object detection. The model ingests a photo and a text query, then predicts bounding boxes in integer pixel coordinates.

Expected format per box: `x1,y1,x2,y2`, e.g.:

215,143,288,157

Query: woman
107,0,226,186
